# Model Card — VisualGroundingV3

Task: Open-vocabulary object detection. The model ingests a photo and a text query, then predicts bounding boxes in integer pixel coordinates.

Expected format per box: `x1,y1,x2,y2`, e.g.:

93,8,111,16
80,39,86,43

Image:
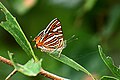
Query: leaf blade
0,2,37,61
98,45,120,79
100,76,119,80
49,52,95,80
8,51,42,76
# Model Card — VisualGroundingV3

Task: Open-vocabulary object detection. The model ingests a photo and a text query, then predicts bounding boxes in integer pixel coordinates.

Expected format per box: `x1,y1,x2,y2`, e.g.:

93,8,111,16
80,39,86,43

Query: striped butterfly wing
34,18,65,53
42,18,64,52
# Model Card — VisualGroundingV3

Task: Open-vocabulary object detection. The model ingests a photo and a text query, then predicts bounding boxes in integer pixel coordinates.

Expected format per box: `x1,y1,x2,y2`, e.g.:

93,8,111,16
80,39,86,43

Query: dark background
0,0,120,80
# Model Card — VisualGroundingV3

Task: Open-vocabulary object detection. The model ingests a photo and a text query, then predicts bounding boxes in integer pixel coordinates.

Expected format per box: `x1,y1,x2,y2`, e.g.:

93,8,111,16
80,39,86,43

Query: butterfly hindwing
43,18,63,50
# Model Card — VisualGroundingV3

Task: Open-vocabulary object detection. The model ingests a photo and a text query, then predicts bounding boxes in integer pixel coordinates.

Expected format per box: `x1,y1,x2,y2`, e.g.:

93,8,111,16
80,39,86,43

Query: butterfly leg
56,40,65,57
58,50,62,58
51,48,61,58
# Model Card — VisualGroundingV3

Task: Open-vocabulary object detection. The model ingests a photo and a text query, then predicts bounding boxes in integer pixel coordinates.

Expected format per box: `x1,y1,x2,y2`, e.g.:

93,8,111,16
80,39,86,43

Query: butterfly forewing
33,18,65,54
44,18,62,34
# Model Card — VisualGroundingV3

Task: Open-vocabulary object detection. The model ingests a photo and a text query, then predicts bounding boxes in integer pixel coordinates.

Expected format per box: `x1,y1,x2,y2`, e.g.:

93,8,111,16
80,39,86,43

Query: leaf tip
8,51,14,56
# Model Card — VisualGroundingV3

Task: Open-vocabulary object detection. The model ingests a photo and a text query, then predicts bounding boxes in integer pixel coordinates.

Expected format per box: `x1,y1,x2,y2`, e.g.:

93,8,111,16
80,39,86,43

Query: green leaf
8,51,42,76
98,45,120,79
100,76,119,80
49,52,95,80
0,2,37,61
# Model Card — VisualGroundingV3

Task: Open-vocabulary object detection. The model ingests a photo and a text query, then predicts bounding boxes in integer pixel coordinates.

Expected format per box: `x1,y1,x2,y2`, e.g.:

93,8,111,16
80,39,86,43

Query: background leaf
100,76,119,80
98,45,120,79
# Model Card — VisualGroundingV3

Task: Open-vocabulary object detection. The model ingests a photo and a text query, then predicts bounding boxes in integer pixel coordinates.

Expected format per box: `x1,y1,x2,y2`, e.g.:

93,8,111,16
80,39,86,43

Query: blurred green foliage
0,0,120,80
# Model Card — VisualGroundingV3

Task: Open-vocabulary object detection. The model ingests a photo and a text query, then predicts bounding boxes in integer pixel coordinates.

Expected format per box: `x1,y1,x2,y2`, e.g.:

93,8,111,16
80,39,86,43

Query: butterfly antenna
67,35,75,41
66,35,78,43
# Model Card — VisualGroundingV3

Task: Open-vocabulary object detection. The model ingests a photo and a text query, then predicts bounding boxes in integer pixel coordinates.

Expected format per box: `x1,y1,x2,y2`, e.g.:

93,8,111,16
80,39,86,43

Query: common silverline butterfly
33,18,66,57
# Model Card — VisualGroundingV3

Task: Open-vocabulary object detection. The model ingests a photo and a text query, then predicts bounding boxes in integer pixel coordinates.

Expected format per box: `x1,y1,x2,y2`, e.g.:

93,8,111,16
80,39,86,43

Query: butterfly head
33,35,43,48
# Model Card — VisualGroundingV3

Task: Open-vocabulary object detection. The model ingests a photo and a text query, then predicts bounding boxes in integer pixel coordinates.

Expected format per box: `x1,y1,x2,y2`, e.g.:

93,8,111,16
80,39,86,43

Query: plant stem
0,56,13,66
0,56,67,80
31,52,38,62
40,68,65,80
5,69,17,80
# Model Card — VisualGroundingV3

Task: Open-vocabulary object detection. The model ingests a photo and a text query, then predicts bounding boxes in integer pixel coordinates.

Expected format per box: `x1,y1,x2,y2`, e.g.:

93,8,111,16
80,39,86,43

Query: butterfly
33,18,66,57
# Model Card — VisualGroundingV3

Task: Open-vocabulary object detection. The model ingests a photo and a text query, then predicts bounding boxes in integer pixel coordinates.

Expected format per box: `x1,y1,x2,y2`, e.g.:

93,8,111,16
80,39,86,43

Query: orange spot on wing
36,42,43,46
36,36,40,42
